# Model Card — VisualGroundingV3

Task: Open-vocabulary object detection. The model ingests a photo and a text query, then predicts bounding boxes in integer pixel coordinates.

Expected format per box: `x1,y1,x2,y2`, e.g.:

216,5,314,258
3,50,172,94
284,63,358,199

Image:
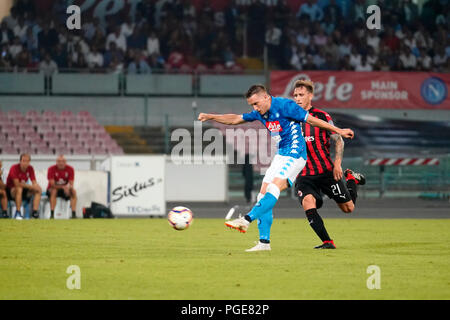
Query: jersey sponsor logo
266,121,282,132
305,136,315,142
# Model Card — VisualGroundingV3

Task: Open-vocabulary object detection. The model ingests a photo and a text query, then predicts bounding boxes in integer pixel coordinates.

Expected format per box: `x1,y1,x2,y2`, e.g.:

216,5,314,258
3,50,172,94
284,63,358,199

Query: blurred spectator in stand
338,55,352,70
9,36,23,61
106,26,127,53
366,29,381,54
38,22,58,52
297,0,323,22
127,26,147,52
382,27,400,53
399,45,417,70
417,47,432,71
433,45,447,72
167,46,185,70
0,21,14,45
265,21,282,68
303,54,317,70
0,44,13,70
319,52,338,70
24,26,38,55
355,55,373,71
86,45,104,70
296,26,311,46
146,30,160,57
15,49,33,72
14,0,36,18
108,55,124,74
366,46,378,67
324,0,342,25
39,52,58,76
349,46,361,69
313,26,327,47
323,36,339,59
247,0,266,57
400,0,419,25
121,16,135,39
52,43,68,69
338,36,352,58
103,42,124,69
223,45,236,69
128,50,151,74
13,16,28,41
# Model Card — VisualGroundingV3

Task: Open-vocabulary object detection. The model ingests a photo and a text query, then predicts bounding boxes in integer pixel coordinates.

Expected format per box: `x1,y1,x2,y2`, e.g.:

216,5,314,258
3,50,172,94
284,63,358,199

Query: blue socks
257,210,273,243
245,185,281,243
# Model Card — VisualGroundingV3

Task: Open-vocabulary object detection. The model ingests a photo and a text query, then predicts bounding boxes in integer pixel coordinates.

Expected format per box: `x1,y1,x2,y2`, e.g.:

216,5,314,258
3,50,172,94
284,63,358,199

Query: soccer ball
167,206,193,231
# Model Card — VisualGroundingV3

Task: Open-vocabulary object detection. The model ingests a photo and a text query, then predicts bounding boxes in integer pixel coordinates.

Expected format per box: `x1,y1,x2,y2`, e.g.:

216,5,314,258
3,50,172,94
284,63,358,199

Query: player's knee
302,195,316,210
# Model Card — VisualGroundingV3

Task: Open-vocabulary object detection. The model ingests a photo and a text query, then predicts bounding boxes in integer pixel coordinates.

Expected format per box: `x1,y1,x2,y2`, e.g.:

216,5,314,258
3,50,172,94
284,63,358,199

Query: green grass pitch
0,218,449,300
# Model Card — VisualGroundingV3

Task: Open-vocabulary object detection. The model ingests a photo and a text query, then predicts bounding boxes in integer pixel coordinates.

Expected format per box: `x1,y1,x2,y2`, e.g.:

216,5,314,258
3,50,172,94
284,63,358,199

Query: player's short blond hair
294,79,314,94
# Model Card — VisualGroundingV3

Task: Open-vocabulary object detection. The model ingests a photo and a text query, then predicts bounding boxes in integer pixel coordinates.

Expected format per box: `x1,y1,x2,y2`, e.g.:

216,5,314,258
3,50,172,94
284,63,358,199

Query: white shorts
262,154,307,187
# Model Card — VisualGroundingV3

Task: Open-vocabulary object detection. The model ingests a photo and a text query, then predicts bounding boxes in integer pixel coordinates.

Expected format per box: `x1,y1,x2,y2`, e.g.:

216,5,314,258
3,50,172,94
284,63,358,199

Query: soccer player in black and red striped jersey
293,79,366,249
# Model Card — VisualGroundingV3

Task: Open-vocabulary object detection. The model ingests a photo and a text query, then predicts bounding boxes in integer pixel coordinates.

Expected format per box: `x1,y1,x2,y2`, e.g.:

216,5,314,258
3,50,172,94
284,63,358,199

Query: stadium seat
65,139,83,149
42,131,59,141
179,64,193,74
25,110,41,119
60,111,75,117
60,132,77,142
42,110,58,118
6,110,23,118
37,123,54,133
77,131,94,140
83,139,102,149
18,126,36,135
47,138,65,150
45,116,61,123
24,132,42,142
54,123,71,134
195,63,209,74
90,147,109,155
71,146,90,155
0,123,19,134
71,123,90,133
1,145,18,154
212,63,225,74
77,111,92,118
35,146,53,154
30,116,45,126
54,146,70,155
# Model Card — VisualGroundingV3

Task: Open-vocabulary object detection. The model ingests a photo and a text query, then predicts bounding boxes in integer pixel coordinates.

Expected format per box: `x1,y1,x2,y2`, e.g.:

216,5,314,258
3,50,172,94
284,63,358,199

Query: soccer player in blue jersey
198,84,354,251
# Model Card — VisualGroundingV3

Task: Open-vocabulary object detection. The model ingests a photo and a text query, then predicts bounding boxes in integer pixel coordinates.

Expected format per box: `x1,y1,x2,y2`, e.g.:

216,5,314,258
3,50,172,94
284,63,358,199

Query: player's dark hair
294,79,314,94
245,84,268,99
20,153,30,161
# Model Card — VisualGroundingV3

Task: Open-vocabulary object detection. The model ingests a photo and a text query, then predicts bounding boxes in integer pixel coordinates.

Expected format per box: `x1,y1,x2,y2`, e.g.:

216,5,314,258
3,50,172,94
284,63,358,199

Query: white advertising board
110,155,165,217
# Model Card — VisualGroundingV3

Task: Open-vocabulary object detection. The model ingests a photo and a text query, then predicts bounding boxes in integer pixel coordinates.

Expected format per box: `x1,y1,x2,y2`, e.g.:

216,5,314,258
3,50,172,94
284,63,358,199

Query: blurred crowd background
0,0,449,74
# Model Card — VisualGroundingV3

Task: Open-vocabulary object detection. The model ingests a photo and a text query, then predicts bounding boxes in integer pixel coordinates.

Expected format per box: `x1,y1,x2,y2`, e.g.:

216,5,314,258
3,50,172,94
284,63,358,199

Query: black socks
305,208,331,242
346,179,358,204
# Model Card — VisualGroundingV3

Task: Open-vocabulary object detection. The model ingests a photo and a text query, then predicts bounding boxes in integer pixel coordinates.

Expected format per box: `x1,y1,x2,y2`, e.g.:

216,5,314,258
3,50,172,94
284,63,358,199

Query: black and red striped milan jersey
300,107,335,176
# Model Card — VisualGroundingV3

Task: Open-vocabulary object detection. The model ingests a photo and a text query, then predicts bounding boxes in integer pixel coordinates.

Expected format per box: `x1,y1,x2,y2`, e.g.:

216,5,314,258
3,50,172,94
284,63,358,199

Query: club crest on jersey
266,121,282,132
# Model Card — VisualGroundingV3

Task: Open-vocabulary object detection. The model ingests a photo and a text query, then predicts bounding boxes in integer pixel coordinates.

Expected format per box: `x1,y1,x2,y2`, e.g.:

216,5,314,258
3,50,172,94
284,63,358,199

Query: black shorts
46,189,71,201
295,171,352,209
6,187,32,202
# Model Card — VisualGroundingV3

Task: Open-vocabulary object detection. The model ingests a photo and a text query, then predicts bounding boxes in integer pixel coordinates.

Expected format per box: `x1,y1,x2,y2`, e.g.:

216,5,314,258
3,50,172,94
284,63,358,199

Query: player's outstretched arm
306,116,354,139
198,113,246,125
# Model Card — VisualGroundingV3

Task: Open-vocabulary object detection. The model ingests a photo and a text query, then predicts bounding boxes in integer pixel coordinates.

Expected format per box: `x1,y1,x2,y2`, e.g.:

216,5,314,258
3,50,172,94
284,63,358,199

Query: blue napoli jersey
242,96,309,159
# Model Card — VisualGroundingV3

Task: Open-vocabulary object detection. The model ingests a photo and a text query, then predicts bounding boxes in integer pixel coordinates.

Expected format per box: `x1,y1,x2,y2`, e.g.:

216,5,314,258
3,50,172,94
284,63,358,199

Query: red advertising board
270,71,450,109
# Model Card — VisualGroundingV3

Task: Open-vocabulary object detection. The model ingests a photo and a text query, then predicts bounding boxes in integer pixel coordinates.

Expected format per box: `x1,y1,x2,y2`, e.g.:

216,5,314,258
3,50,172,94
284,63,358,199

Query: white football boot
225,216,250,233
245,241,271,252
